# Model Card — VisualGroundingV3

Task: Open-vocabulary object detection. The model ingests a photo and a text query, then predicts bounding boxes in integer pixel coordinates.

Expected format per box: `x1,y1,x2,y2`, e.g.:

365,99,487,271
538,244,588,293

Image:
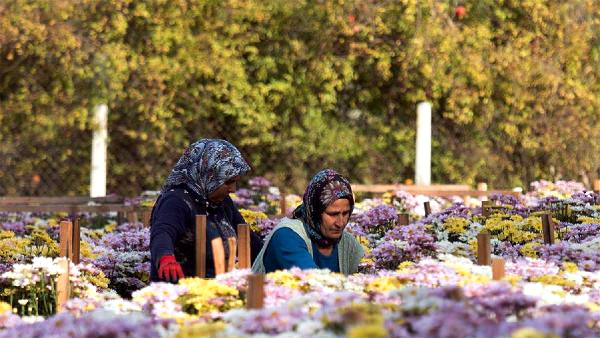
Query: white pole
415,102,431,185
90,104,108,197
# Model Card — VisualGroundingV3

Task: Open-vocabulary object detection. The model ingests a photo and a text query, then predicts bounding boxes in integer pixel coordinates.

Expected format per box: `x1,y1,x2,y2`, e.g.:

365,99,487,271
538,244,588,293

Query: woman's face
319,198,351,239
208,176,240,203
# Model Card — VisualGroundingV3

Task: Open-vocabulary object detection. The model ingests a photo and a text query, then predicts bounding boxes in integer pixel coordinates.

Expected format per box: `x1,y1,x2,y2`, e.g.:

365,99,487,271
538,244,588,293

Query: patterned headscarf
162,139,251,199
292,169,354,247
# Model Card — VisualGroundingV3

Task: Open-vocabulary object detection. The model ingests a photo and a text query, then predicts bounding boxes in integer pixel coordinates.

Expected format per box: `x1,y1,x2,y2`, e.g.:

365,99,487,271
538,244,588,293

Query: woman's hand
158,255,185,282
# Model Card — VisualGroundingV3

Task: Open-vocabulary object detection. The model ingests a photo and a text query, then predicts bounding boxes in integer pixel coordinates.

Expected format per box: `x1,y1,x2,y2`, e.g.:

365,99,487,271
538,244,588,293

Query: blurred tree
0,0,598,195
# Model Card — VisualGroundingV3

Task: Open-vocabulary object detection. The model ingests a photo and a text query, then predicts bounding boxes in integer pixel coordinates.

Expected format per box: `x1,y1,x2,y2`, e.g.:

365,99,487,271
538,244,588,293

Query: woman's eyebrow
327,209,351,214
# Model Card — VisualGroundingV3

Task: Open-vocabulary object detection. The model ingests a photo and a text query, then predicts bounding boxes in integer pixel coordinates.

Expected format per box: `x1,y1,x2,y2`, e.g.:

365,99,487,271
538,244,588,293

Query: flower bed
1,181,599,337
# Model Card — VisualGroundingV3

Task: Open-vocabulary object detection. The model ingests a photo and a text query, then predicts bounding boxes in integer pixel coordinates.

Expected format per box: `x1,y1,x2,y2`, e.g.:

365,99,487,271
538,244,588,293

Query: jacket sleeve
263,227,318,271
150,195,191,268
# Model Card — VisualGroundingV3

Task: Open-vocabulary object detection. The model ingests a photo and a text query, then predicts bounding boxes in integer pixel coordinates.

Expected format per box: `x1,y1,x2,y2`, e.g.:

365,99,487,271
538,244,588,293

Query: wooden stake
142,209,152,227
482,200,492,217
227,237,237,272
593,179,600,192
237,224,251,269
398,213,409,226
279,190,287,216
541,213,555,245
117,211,125,224
211,238,226,276
195,215,207,278
59,220,73,258
477,232,491,265
71,218,80,264
127,211,138,224
56,258,70,312
424,201,431,217
246,274,265,309
491,258,505,280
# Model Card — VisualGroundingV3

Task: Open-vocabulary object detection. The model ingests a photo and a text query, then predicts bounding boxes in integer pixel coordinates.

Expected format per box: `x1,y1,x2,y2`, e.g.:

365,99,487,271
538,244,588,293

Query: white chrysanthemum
295,320,326,336
31,256,54,270
101,299,141,314
522,282,566,305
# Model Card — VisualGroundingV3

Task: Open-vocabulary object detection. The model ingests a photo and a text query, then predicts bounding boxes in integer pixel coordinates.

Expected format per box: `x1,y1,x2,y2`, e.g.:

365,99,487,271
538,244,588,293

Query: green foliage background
1,0,599,195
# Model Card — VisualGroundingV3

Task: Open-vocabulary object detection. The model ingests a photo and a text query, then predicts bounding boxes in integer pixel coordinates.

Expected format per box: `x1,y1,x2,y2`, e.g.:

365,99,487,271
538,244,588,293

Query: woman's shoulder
270,226,303,242
268,218,307,242
155,188,200,215
276,217,304,228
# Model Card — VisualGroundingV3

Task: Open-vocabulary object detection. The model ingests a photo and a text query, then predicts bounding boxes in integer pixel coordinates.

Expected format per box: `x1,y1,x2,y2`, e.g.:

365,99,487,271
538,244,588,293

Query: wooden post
279,190,287,216
90,103,108,197
593,179,600,192
415,102,432,185
237,224,251,269
398,213,409,226
477,232,491,265
482,200,492,218
491,258,505,280
59,220,73,258
71,218,80,264
195,215,207,278
56,258,70,312
541,213,555,245
211,238,226,275
117,211,125,224
424,201,431,217
142,208,152,227
127,210,138,224
246,274,265,309
227,237,237,272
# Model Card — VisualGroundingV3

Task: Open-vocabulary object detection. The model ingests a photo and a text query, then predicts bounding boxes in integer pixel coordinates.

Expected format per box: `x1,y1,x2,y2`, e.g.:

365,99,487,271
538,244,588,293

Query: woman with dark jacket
150,139,262,282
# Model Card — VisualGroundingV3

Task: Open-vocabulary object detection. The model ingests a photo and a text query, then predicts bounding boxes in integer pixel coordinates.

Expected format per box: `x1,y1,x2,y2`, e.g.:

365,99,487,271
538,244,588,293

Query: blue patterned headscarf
162,139,251,199
292,169,354,247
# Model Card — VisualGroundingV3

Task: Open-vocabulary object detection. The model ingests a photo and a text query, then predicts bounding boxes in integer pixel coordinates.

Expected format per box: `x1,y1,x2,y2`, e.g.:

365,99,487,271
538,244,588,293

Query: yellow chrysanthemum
323,303,386,336
510,327,559,338
448,264,490,285
443,217,469,234
586,302,600,312
0,302,12,314
365,276,409,293
468,238,477,255
398,261,414,270
267,270,301,289
80,240,98,259
177,278,242,314
0,230,15,240
175,321,226,337
520,242,540,258
81,270,110,289
562,262,579,273
530,275,575,288
347,323,388,338
504,274,523,286
239,209,268,232
577,216,600,224
0,236,30,260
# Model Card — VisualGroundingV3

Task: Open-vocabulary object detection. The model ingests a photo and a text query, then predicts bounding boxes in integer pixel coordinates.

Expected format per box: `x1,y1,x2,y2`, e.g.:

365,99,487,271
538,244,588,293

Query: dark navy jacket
150,186,262,281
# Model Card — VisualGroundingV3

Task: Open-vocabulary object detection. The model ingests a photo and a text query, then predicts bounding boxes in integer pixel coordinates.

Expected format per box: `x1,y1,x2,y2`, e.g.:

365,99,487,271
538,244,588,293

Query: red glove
158,255,185,282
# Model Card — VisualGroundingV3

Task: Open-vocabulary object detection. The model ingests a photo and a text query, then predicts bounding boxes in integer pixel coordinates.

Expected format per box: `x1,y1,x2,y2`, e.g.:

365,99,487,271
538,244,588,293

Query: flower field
1,179,599,337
